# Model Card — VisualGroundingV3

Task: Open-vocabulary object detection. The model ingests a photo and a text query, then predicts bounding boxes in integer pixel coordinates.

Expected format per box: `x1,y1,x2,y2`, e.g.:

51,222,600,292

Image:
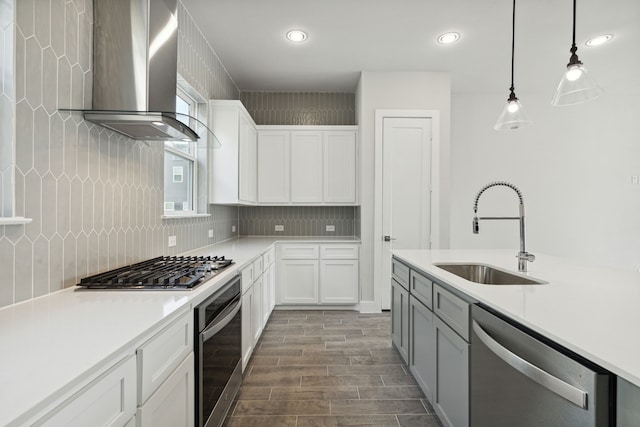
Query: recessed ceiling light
437,32,460,44
286,30,307,42
585,34,613,46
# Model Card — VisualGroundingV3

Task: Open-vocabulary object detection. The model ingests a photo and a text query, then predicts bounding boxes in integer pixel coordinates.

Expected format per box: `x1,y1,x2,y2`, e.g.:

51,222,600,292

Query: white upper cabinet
208,100,258,205
291,131,323,203
257,126,358,205
324,131,357,203
257,131,291,203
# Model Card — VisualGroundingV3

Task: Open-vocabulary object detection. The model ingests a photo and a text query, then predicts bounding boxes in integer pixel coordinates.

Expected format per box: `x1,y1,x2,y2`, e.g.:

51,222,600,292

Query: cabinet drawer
410,270,433,309
320,244,359,260
392,258,410,290
137,353,194,427
279,244,319,260
253,257,264,277
137,310,193,404
241,264,254,294
433,284,470,341
35,355,136,426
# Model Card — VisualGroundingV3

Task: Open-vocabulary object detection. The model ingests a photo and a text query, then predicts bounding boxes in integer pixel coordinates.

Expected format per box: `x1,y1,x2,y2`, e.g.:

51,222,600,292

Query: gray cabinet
391,277,409,363
434,315,469,427
409,295,436,402
392,255,472,427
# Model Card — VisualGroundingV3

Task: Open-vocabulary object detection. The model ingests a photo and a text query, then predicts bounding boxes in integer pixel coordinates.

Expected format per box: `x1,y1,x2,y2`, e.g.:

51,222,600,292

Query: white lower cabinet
277,243,359,306
241,247,277,371
136,353,194,427
241,285,254,371
320,259,359,304
279,259,319,304
34,355,137,426
252,273,263,346
137,310,193,404
136,310,194,427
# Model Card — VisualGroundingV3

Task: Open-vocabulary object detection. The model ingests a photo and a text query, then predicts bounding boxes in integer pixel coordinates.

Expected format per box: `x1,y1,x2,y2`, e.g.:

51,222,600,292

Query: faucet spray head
473,217,479,234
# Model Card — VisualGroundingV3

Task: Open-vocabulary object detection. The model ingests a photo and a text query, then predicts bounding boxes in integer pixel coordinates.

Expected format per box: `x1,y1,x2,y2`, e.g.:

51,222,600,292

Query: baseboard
357,300,380,313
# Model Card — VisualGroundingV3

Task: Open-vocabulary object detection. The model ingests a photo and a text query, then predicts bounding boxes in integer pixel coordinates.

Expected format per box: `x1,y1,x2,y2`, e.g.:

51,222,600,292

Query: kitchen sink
434,263,547,285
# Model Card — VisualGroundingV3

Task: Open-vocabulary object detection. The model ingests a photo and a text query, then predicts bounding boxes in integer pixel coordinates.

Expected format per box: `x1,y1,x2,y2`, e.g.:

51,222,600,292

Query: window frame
163,88,199,217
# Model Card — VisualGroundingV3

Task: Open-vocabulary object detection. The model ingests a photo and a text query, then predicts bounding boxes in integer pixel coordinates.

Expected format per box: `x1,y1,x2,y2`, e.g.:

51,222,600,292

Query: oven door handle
202,297,241,341
472,320,588,409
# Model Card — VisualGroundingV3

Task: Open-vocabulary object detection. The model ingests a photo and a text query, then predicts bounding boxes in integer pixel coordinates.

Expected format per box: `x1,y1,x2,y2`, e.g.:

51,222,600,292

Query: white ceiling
181,0,640,95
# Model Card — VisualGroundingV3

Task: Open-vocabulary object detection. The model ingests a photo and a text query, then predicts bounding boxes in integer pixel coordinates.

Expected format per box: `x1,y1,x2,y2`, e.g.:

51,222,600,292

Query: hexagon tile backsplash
0,0,240,308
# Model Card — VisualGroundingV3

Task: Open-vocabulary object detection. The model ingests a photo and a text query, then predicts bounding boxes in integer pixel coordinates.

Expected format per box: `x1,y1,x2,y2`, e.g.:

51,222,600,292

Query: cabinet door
320,259,359,304
324,131,357,203
279,259,319,304
268,263,276,312
137,310,193,404
238,116,257,203
409,296,436,402
262,265,271,326
434,316,469,427
258,131,290,203
137,353,194,427
290,131,323,203
241,287,254,372
391,278,409,363
252,275,263,346
34,356,136,427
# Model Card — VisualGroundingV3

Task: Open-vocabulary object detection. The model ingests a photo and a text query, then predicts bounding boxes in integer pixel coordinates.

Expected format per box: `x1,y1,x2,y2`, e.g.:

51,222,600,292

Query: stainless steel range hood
84,0,199,141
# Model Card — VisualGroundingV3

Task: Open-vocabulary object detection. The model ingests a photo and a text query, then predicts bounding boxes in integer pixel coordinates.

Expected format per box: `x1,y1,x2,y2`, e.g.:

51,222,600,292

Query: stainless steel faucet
473,181,535,272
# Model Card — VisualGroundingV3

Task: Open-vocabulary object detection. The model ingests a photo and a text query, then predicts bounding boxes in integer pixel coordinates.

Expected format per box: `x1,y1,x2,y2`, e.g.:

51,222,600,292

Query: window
164,88,198,215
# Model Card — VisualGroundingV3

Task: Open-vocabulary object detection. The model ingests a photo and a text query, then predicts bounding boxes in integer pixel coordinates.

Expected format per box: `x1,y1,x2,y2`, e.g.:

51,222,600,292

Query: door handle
384,235,397,242
472,320,588,409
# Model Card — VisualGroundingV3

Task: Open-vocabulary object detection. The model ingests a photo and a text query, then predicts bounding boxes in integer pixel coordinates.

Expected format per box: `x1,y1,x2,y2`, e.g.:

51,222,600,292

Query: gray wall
240,92,355,125
0,0,240,308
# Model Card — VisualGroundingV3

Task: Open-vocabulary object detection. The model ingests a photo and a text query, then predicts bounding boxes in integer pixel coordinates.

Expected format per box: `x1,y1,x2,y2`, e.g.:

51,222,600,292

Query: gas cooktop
76,256,234,290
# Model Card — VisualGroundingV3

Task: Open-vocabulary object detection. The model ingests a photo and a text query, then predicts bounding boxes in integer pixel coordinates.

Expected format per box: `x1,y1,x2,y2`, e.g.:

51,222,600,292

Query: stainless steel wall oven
194,276,242,427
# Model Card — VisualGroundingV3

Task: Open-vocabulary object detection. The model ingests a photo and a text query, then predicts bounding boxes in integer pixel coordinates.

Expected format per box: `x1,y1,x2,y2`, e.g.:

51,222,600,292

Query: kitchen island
391,249,640,426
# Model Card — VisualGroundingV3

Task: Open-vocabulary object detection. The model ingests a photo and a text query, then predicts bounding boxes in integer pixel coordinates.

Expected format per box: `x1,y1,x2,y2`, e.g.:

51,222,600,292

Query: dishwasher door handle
472,320,588,409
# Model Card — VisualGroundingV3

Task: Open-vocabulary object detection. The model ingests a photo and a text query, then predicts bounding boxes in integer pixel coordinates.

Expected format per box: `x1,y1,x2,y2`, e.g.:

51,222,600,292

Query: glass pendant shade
551,63,603,106
494,98,532,131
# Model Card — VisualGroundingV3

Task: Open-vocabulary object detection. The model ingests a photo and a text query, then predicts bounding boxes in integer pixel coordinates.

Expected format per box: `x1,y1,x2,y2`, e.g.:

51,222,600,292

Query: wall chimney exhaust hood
81,0,209,143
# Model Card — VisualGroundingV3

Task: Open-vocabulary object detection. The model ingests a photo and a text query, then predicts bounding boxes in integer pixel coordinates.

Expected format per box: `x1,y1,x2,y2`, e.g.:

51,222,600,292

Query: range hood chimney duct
84,0,199,141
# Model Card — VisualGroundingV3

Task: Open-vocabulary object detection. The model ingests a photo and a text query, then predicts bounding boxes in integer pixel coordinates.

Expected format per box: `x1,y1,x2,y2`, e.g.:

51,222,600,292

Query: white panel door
324,131,357,203
258,131,290,203
381,118,432,310
290,131,323,203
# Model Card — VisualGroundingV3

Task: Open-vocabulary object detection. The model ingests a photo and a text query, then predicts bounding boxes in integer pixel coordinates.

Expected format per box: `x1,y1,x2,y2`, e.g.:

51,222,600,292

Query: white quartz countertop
391,249,640,388
0,236,359,426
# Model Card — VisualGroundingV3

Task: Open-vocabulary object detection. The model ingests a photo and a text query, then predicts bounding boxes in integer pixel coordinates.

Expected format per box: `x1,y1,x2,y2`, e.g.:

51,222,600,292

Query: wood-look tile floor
223,310,443,427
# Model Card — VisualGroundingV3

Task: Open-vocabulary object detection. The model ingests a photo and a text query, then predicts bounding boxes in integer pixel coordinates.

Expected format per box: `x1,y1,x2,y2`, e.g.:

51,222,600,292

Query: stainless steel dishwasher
471,304,614,427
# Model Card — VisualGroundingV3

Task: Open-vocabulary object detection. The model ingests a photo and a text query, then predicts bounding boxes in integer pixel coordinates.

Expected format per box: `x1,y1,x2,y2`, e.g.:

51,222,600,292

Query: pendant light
551,0,603,106
494,0,531,131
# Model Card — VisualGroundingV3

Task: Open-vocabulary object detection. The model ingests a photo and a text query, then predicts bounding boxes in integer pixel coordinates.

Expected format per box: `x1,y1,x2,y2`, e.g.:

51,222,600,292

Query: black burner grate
77,256,233,290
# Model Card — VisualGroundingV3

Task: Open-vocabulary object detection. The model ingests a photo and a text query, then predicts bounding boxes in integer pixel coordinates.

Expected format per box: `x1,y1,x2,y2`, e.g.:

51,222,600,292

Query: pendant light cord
510,0,515,92
568,0,580,65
